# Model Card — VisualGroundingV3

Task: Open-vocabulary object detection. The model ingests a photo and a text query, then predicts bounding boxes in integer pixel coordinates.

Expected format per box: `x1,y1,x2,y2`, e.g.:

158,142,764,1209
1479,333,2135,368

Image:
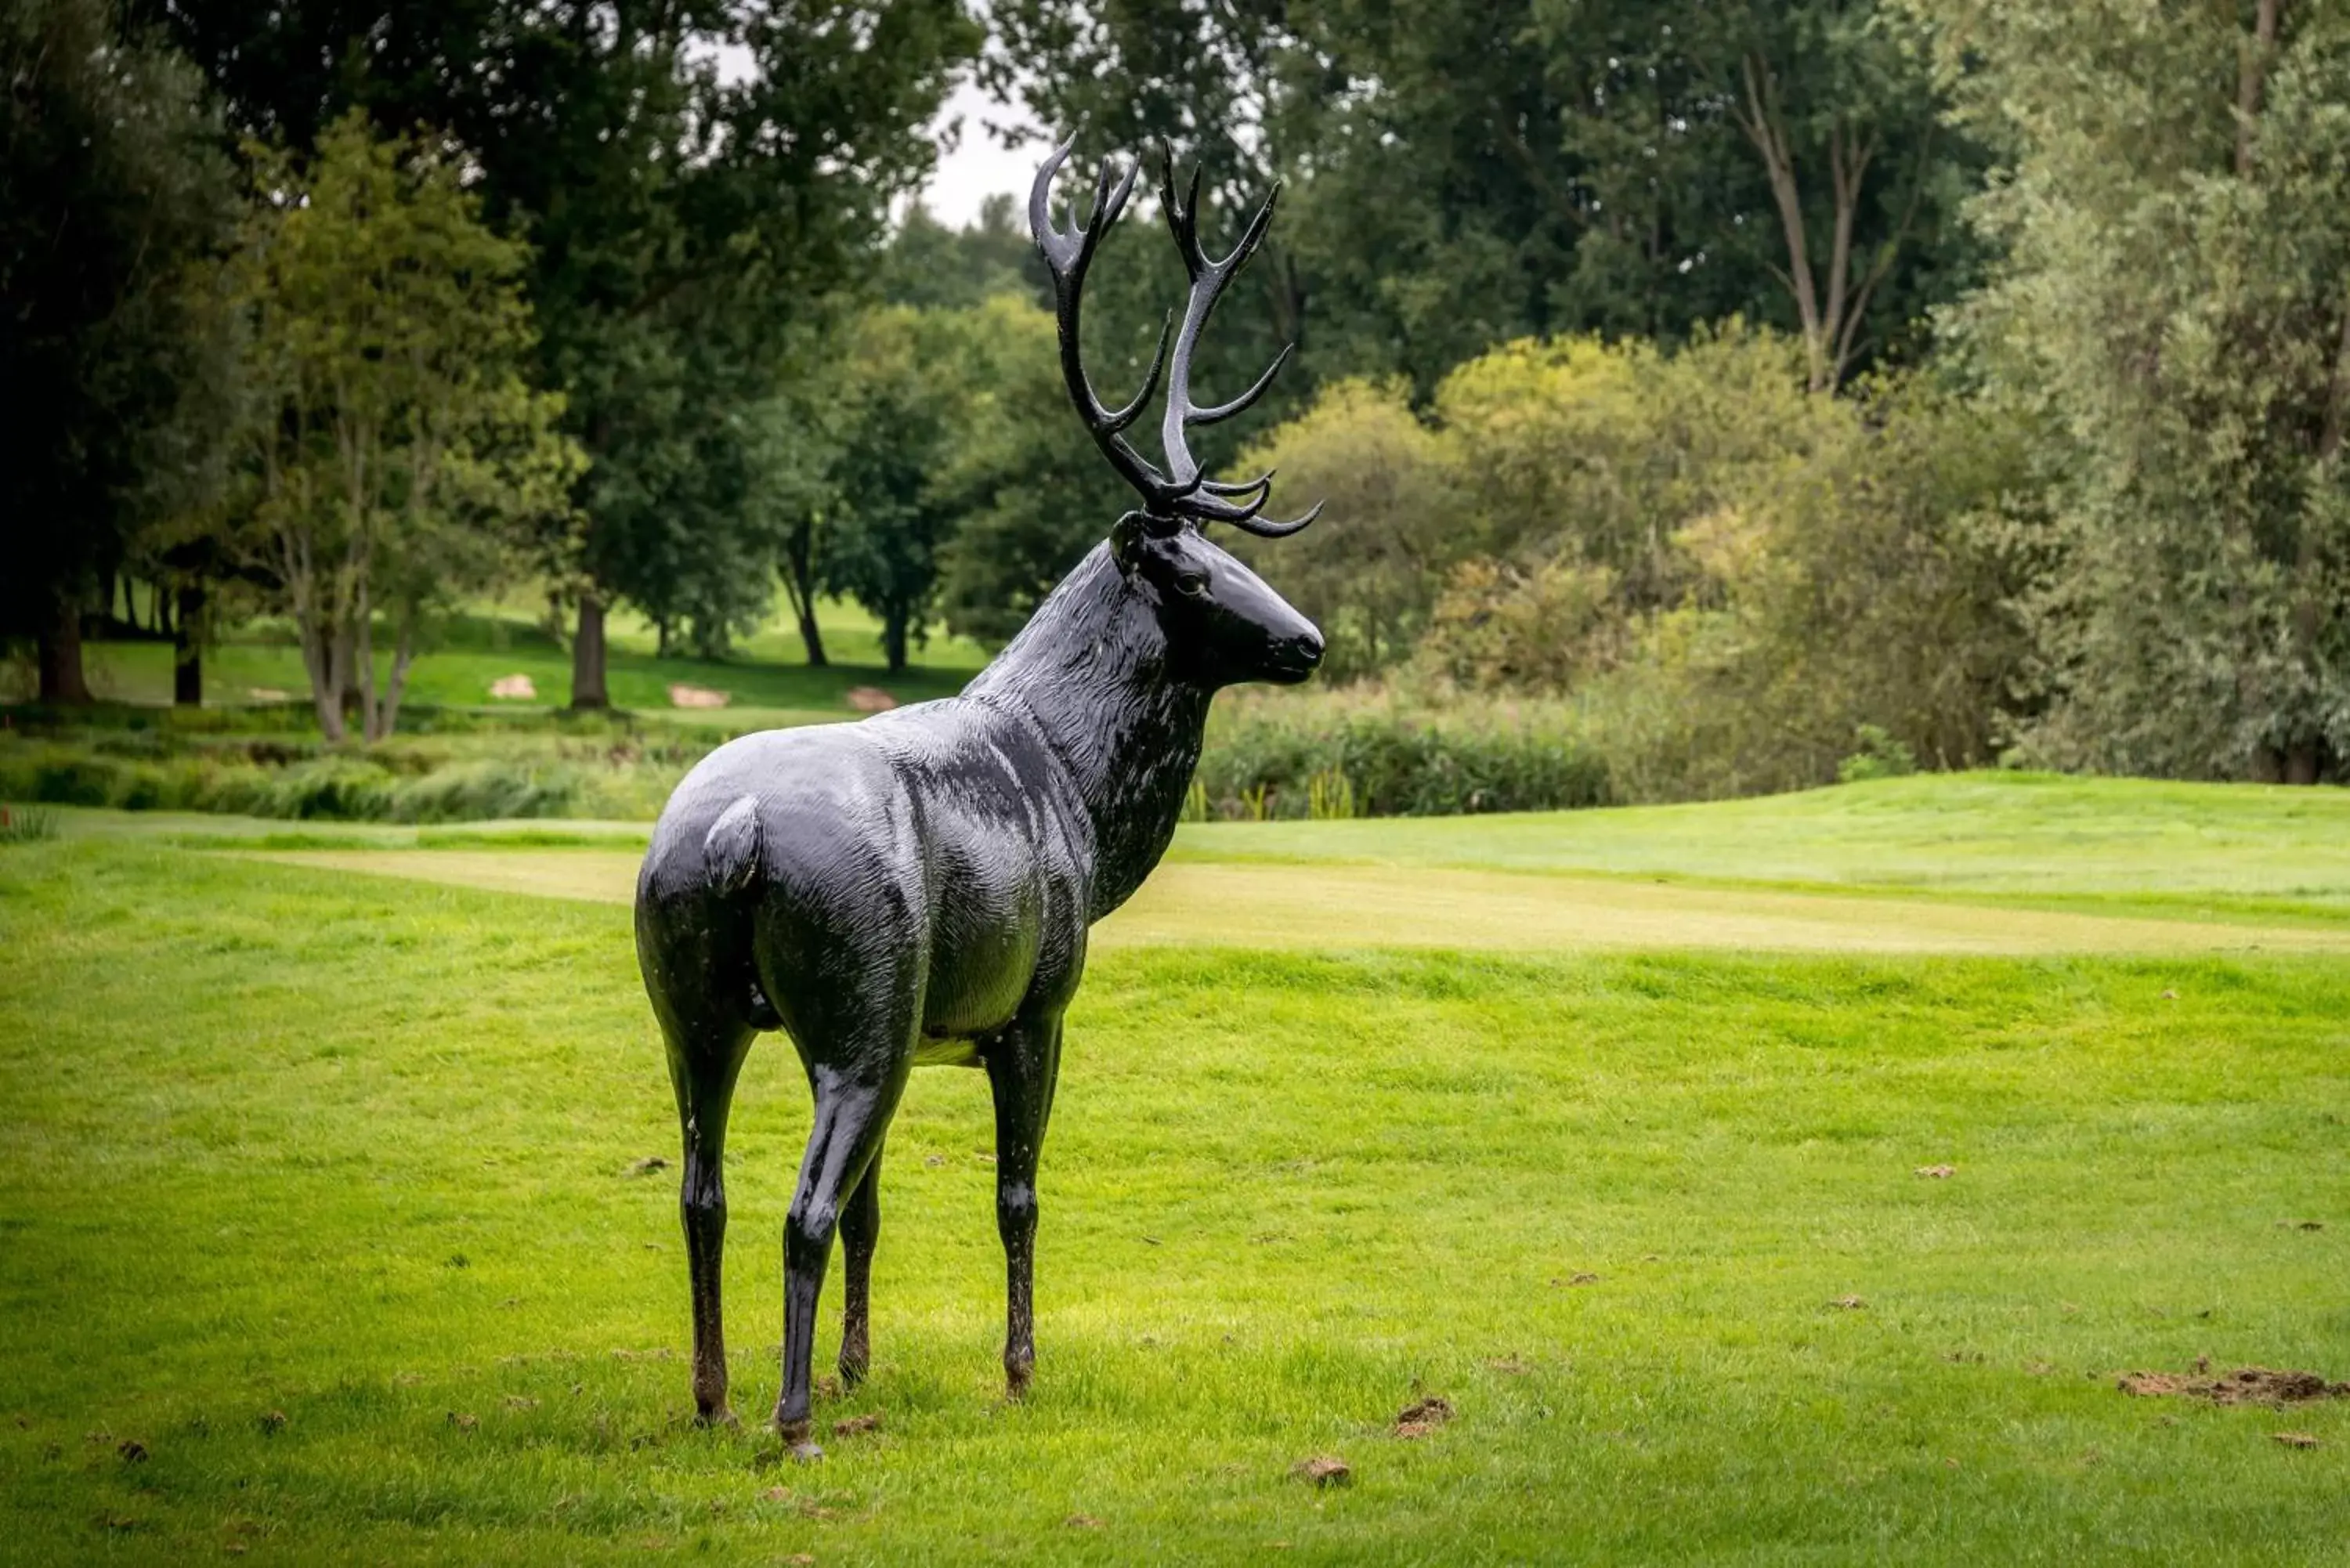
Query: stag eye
1173,571,1209,599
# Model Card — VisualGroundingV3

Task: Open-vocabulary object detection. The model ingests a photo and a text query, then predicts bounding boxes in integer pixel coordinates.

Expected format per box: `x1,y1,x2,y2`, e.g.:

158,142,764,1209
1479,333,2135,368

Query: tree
1227,378,1459,678
932,297,1144,646
814,307,979,674
1436,324,1840,611
882,194,1047,310
227,110,582,741
990,0,1982,398
1921,0,2350,780
1703,0,1971,391
0,0,237,703
143,0,979,706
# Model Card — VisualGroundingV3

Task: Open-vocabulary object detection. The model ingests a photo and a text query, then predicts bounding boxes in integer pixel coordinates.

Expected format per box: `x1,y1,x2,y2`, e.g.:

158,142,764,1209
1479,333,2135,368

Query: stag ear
1111,511,1150,573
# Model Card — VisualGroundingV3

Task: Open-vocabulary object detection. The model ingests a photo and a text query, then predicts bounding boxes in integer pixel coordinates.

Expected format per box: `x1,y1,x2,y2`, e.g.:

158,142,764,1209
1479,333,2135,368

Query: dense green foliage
0,0,237,699
1922,0,2350,784
224,111,583,742
125,0,979,697
989,0,1984,394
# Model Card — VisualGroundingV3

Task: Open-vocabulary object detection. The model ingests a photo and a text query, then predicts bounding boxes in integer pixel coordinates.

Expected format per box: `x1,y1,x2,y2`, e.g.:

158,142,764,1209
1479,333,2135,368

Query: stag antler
1029,139,1321,537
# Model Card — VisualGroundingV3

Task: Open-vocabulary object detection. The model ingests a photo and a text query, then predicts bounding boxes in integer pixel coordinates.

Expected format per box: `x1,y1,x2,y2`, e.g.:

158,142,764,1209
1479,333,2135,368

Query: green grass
1175,770,2350,898
2,786,2347,1563
27,592,989,718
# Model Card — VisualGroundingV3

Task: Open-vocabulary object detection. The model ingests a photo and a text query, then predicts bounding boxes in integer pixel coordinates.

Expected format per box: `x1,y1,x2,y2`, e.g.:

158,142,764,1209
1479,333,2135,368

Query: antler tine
1154,154,1298,497
1227,498,1325,539
1031,139,1180,508
1198,468,1274,499
1189,341,1292,427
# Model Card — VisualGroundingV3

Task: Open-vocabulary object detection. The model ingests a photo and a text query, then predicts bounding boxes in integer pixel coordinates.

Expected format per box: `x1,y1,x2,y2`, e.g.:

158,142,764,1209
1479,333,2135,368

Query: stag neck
963,544,1213,919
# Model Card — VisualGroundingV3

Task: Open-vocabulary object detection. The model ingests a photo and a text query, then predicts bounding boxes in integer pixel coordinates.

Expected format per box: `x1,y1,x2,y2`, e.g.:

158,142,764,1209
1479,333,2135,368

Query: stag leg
660,1015,756,1425
838,1140,884,1389
775,1068,906,1452
985,1013,1063,1400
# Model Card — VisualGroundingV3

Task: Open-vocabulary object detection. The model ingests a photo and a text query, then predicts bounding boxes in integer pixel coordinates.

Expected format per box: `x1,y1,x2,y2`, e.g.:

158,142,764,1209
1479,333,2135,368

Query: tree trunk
572,594,610,710
374,608,417,740
356,577,381,742
2236,0,2283,177
792,594,830,667
328,619,363,725
304,621,348,742
173,584,204,707
882,609,909,675
37,593,93,705
782,521,829,667
2285,742,2319,786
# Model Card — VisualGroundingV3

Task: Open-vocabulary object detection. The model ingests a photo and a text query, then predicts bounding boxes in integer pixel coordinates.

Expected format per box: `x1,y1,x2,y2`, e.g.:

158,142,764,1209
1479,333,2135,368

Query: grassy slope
40,594,989,721
1173,771,2350,898
2,812,2348,1562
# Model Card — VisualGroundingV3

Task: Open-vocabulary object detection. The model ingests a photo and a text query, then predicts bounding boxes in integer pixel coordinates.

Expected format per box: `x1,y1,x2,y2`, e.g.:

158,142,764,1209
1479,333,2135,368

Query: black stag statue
634,140,1324,1454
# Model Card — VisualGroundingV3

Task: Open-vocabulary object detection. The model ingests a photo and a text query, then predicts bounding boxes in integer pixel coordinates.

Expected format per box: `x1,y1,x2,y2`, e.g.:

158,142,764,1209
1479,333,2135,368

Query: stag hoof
790,1440,826,1464
1004,1362,1034,1402
693,1404,739,1429
838,1356,868,1391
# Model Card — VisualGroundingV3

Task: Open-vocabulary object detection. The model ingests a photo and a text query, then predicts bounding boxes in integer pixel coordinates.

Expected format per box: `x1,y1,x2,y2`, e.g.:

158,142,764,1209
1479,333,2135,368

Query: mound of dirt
1292,1454,1351,1487
1395,1395,1455,1438
2117,1366,2349,1406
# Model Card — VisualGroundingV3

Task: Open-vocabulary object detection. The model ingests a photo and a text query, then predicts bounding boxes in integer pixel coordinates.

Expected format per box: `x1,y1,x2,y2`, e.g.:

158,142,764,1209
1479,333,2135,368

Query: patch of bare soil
846,686,898,713
2117,1365,2350,1406
625,1155,668,1177
1292,1455,1351,1487
667,683,729,709
832,1414,881,1437
1914,1164,1956,1179
1394,1395,1455,1439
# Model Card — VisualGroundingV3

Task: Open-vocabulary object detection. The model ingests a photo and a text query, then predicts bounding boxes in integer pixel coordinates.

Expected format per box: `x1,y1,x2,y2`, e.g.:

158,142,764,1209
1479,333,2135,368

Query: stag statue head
1030,141,1325,688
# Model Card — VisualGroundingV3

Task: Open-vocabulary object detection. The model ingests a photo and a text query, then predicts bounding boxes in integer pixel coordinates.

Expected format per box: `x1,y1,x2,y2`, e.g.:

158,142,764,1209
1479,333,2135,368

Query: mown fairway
2,776,2346,1563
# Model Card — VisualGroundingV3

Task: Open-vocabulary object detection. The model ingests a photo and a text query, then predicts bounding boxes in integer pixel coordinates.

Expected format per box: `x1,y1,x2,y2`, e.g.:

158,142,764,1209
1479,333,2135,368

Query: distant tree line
7,0,2349,789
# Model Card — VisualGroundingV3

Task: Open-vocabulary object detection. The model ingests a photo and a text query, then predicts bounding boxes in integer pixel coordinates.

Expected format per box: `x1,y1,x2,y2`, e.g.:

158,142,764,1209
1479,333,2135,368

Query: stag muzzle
1268,622,1323,683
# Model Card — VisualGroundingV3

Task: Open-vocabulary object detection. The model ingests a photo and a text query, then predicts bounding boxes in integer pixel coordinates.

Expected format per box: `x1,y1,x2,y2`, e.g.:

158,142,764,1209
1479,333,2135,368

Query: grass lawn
2,780,2348,1563
30,592,989,722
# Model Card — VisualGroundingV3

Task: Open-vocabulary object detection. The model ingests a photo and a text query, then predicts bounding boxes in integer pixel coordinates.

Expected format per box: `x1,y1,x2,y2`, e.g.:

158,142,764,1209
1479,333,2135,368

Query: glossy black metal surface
635,142,1324,1451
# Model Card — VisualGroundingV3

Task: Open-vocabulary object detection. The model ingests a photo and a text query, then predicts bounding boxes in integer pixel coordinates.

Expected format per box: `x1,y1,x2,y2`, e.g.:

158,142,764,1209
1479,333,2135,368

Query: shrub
1198,688,1611,818
389,761,580,822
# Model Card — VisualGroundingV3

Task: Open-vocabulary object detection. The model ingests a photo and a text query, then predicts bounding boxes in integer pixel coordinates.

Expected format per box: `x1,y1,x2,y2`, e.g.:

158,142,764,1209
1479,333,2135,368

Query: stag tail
1029,138,1322,537
703,796,762,896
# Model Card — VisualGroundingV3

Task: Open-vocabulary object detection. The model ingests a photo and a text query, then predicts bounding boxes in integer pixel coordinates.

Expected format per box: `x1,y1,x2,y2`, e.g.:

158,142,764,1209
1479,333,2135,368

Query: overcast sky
917,78,1047,229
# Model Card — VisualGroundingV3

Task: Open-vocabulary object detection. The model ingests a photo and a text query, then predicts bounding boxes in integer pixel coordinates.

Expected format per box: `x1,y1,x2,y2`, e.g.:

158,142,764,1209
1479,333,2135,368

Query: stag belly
908,802,1090,1060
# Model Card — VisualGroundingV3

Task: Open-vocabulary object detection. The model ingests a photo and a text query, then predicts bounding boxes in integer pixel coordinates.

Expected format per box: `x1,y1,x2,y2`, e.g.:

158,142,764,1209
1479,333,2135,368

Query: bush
0,737,609,823
1198,688,1611,818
